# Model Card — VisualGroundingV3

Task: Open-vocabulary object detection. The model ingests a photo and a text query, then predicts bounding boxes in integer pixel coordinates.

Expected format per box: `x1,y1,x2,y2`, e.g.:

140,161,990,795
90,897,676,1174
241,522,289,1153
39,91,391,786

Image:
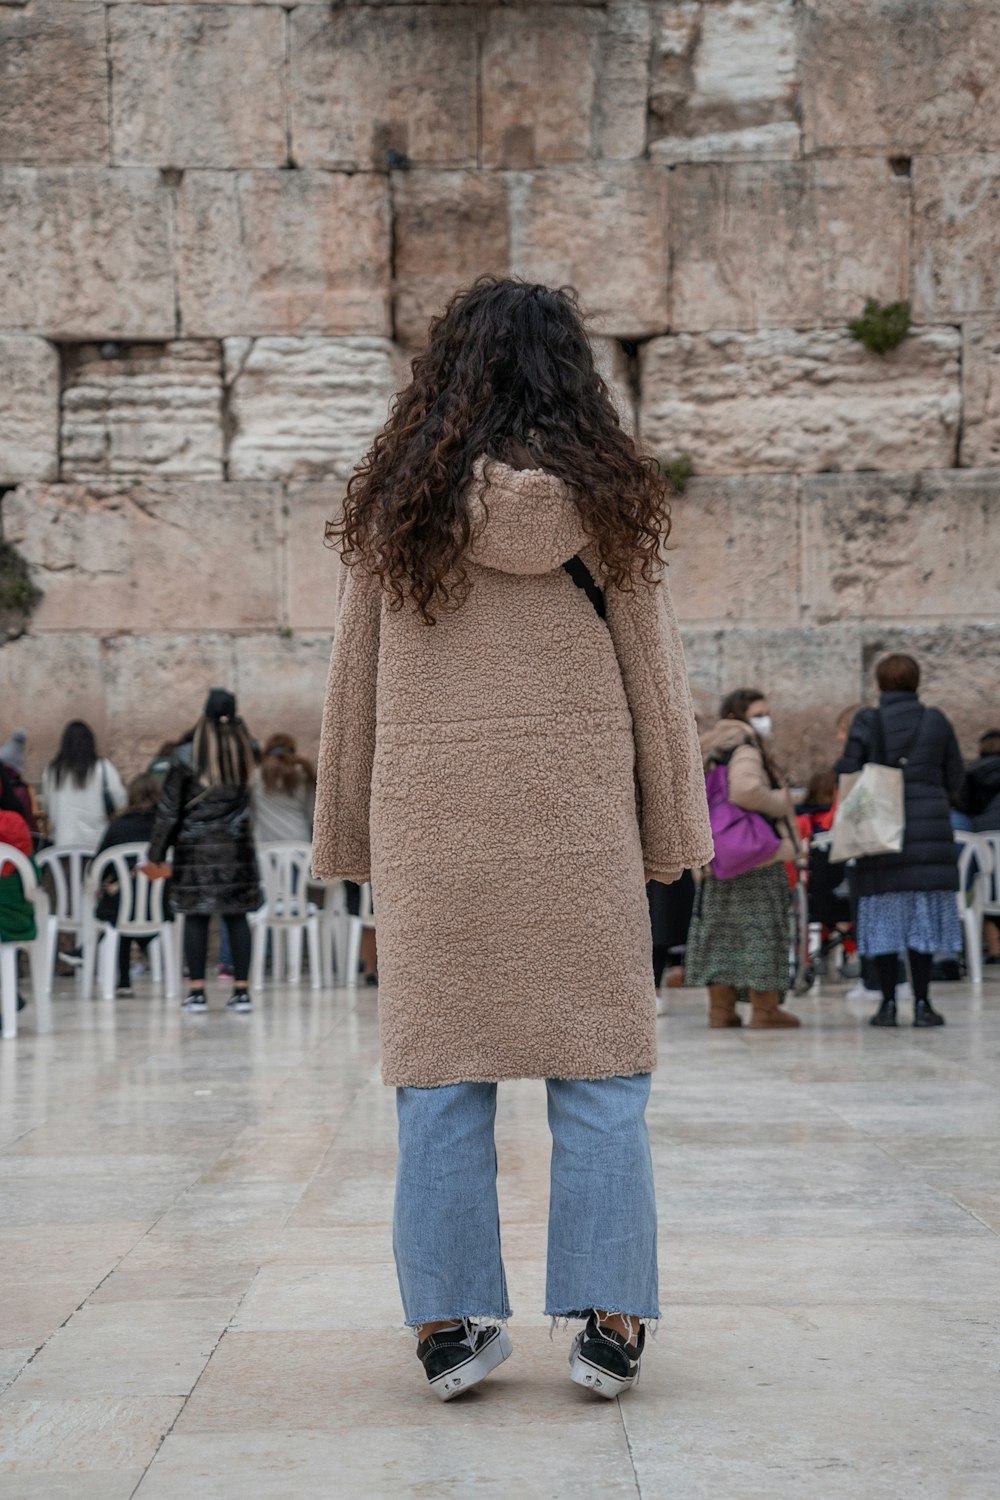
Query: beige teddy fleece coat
313,459,713,1088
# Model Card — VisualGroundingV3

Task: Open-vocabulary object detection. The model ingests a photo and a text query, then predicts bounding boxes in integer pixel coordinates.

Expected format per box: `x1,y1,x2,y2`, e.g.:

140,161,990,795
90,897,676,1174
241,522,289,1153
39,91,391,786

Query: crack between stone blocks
387,170,400,344
283,6,294,168
104,4,114,166
954,322,965,468
474,9,484,170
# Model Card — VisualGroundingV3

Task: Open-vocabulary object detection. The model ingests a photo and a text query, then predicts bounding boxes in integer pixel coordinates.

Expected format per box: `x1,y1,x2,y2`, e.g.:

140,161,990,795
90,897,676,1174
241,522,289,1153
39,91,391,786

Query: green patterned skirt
685,861,789,993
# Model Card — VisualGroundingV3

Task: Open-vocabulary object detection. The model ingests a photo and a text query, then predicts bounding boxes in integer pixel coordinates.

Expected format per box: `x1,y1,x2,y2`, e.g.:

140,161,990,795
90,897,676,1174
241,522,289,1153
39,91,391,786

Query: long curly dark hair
327,276,671,625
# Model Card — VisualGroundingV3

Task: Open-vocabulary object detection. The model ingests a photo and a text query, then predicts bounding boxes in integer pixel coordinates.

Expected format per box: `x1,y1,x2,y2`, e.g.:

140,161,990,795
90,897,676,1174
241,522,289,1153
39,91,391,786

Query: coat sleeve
311,560,381,883
105,761,127,812
941,716,965,803
836,709,873,776
602,563,714,882
147,763,188,865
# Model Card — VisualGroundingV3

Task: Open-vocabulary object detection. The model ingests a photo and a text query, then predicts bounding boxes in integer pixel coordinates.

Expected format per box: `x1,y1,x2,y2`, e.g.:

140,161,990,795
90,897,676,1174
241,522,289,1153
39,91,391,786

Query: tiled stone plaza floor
2,971,998,1498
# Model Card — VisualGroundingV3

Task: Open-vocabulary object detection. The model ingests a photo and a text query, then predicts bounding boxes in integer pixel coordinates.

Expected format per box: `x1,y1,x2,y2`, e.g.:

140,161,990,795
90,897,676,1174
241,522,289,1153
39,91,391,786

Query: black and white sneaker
569,1314,645,1398
416,1322,512,1402
227,990,252,1013
182,990,208,1012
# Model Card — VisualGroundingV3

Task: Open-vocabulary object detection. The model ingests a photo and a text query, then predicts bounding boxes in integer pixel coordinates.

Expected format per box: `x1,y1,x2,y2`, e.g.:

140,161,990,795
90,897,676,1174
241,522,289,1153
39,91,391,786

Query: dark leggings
184,913,252,986
874,950,933,1005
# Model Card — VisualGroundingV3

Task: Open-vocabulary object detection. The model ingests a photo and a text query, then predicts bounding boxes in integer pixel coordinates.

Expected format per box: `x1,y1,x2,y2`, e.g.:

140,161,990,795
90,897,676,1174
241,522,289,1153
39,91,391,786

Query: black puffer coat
837,691,963,897
961,754,1000,832
147,744,261,915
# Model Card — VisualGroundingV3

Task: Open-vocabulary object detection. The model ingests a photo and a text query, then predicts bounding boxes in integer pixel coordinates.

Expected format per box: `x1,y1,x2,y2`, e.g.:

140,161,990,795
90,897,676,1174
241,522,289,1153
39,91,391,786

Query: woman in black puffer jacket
838,654,963,1029
144,689,261,1013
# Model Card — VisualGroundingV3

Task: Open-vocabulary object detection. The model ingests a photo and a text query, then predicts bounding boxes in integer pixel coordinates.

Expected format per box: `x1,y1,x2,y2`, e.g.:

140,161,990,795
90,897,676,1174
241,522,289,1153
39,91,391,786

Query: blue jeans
393,1073,659,1326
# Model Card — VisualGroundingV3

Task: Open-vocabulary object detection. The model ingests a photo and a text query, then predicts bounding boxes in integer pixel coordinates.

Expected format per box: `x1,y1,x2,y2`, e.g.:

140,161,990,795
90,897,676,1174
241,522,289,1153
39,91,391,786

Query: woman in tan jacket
685,688,803,1029
314,277,712,1401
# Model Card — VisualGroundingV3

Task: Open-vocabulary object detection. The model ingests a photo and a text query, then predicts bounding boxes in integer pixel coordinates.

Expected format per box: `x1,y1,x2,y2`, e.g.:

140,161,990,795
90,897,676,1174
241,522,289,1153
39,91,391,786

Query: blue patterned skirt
856,890,962,957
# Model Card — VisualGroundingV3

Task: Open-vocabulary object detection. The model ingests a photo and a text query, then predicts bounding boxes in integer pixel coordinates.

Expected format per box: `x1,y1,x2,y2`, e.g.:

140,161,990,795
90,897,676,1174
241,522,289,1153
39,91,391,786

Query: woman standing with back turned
313,278,712,1402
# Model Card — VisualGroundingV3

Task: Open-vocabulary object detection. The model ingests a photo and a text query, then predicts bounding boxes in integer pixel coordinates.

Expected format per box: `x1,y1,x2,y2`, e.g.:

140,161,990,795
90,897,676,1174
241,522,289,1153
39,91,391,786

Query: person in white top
41,720,127,851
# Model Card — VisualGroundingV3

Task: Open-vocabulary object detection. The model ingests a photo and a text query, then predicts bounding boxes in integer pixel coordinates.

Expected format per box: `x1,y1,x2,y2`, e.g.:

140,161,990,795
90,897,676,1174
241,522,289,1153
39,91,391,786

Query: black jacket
961,754,1000,832
837,691,963,897
147,745,261,915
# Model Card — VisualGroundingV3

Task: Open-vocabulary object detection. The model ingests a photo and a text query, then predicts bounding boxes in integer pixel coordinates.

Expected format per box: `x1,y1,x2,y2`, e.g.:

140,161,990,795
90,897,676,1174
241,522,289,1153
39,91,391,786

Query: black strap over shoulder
562,554,606,620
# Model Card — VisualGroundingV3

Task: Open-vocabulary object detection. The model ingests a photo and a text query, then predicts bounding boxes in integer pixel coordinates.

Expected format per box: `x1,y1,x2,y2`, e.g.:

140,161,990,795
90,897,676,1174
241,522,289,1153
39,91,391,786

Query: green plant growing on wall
660,454,694,494
0,539,42,615
848,299,911,355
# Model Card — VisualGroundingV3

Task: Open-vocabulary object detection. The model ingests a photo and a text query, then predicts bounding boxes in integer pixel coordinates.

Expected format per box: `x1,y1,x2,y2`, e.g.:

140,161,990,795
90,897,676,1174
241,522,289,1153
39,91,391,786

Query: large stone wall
1,0,999,784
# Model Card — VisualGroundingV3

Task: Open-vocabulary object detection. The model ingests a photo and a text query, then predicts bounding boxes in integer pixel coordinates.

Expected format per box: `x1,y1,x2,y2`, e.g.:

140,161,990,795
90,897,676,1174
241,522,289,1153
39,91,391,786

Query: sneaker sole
430,1327,512,1402
568,1340,637,1399
228,1001,252,1013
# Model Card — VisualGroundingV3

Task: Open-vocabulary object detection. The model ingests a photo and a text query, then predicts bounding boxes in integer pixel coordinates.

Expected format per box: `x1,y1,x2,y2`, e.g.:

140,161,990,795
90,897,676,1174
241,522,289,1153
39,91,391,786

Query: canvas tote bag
830,710,923,864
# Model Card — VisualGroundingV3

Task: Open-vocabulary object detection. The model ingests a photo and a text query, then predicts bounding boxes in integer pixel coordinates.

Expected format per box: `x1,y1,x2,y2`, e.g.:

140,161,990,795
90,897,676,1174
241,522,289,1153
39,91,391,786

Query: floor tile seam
843,1126,1000,1236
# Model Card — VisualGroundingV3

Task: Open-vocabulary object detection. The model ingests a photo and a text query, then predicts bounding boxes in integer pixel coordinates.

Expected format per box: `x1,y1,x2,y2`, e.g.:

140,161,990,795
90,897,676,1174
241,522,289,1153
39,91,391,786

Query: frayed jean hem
403,1311,512,1329
545,1307,661,1322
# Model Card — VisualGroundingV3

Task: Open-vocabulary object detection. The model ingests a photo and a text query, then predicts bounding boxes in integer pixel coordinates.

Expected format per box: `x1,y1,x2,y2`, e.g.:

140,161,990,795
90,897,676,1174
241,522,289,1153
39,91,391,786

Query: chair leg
288,926,303,984
250,920,266,991
99,930,118,1002
307,917,322,991
345,917,361,987
160,924,180,1000
30,938,52,1034
965,910,983,985
81,919,97,1002
1,946,19,1040
150,934,163,985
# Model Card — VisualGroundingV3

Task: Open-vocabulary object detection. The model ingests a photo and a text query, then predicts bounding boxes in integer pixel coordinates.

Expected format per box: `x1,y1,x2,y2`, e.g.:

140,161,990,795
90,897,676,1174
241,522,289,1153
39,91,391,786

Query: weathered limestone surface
650,0,800,162
640,328,960,474
0,336,60,482
666,475,801,624
480,6,600,167
799,0,1000,155
109,6,286,168
290,6,477,170
592,337,636,434
0,635,109,765
392,171,510,347
961,322,1000,468
233,633,332,745
175,171,391,336
61,342,224,481
511,166,669,336
104,634,238,766
0,168,174,337
0,0,109,166
284,483,344,632
5,483,281,631
671,160,909,330
224,337,402,482
912,156,1000,320
594,0,653,160
802,471,1000,623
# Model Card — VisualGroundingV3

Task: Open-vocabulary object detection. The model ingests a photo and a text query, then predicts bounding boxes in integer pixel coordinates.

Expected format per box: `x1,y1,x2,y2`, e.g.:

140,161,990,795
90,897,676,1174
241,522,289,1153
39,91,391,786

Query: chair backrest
0,841,49,940
86,842,167,934
956,831,996,917
36,845,92,923
257,842,313,921
977,831,1000,913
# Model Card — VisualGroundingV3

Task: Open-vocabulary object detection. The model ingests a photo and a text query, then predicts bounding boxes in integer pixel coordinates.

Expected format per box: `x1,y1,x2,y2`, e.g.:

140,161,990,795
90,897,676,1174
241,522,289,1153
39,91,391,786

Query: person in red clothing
0,765,37,1018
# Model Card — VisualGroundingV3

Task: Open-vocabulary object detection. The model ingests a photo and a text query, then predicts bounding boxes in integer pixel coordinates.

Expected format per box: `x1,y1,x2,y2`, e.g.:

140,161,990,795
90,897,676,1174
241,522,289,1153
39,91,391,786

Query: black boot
913,997,945,1027
870,998,897,1027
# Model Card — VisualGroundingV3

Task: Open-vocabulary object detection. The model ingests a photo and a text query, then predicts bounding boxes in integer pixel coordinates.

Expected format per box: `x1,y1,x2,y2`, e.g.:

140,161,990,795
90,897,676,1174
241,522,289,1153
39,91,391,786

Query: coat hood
466,457,590,576
700,718,755,768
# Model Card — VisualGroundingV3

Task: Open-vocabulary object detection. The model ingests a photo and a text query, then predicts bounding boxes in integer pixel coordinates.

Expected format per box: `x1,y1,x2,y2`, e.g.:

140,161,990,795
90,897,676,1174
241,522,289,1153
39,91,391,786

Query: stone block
799,0,1000,155
4,482,281,632
671,160,909,331
290,6,477,170
481,6,600,167
61,342,224,482
666,475,801,625
717,623,864,781
0,0,109,165
284,483,345,633
0,168,174,337
912,156,1000,320
650,0,800,162
639,327,960,475
860,624,1000,757
961,322,1000,468
676,625,724,726
392,170,510,348
592,337,636,434
103,633,239,775
0,633,108,781
233,632,333,758
801,470,1000,624
175,171,391,336
109,6,286,168
0,336,59,483
224,337,402,482
511,164,669,337
595,1,654,160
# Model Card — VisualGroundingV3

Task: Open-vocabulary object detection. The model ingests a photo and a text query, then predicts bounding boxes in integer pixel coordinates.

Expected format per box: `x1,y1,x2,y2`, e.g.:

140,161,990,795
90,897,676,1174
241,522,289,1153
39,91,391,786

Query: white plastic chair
955,831,995,986
81,843,179,1002
345,882,376,988
314,879,350,988
0,843,55,1040
251,843,322,990
35,845,92,988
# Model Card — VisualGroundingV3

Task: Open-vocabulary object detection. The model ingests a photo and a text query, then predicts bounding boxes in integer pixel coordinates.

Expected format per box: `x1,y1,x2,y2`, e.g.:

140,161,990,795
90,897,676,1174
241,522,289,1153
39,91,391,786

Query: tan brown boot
749,990,801,1028
708,985,741,1028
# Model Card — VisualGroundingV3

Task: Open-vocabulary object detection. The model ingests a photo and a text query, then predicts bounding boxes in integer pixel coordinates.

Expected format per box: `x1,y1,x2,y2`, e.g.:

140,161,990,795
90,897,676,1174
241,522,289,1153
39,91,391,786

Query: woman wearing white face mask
685,688,803,1029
